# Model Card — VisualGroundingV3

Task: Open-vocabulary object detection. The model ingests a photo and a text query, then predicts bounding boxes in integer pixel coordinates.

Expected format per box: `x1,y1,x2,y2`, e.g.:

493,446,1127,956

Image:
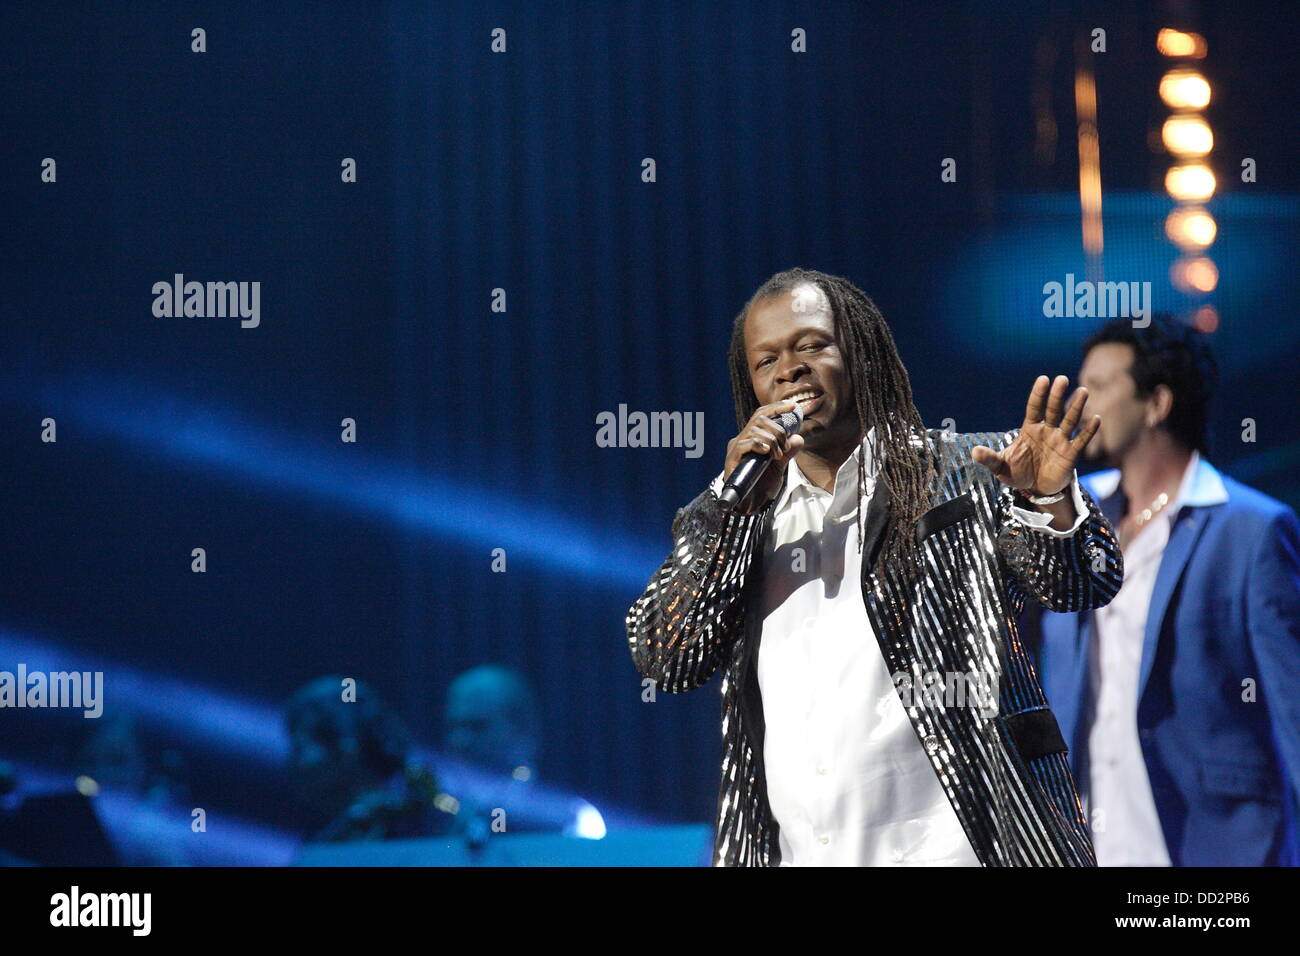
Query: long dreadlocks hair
727,268,936,584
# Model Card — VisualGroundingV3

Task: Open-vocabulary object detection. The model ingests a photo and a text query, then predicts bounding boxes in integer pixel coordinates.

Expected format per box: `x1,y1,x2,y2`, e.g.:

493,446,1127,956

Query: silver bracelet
1020,489,1066,506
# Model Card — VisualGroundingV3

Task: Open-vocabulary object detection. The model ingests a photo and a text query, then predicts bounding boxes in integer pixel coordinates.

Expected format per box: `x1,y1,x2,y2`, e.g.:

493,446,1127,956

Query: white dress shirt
713,430,1086,866
1085,451,1203,866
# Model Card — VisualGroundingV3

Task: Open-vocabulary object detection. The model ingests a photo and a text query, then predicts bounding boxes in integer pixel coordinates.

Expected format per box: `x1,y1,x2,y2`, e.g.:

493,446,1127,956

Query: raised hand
971,375,1100,497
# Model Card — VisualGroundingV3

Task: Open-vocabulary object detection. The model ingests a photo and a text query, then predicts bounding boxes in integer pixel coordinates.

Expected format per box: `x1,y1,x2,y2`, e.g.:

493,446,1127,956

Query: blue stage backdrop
1,1,1297,847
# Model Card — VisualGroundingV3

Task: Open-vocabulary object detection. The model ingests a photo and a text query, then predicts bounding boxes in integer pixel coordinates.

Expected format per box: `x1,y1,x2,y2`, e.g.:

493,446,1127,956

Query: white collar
775,427,881,514
1084,450,1229,513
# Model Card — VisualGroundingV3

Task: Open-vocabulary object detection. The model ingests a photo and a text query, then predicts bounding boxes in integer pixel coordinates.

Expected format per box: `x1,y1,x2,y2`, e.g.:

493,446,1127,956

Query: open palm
971,375,1100,497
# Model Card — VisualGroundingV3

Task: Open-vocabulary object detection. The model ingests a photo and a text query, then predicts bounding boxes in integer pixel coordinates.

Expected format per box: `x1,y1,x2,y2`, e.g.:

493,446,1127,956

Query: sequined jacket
627,429,1123,866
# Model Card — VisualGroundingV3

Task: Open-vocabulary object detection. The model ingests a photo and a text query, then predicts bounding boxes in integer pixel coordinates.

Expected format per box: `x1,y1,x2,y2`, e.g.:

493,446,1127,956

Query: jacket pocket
1002,707,1069,760
916,493,977,542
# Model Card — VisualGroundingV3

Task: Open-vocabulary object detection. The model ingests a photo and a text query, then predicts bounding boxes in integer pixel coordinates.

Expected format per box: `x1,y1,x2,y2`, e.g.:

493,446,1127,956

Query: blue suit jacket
1032,457,1300,865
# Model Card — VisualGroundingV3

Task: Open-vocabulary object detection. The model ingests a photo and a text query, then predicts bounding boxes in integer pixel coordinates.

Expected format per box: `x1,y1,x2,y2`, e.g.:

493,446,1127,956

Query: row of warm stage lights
1157,28,1219,331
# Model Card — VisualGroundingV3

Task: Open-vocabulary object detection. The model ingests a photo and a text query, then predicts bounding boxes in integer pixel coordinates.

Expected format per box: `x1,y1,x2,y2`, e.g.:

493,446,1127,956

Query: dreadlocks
727,268,936,582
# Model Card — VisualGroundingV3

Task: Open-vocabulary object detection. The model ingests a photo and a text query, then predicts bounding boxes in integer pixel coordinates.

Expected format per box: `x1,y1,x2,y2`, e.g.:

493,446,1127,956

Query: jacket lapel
860,475,892,574
1070,611,1095,758
1074,487,1125,749
1138,507,1210,701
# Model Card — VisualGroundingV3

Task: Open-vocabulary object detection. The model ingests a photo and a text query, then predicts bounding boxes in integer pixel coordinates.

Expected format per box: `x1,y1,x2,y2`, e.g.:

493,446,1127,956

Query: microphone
718,403,804,512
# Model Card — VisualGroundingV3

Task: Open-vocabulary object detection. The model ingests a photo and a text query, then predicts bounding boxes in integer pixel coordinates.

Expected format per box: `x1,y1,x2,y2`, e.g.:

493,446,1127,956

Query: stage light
1164,206,1217,250
1159,69,1212,109
1157,28,1207,59
1191,304,1220,333
1162,114,1213,156
574,803,608,840
1074,50,1103,262
1170,256,1218,293
1165,163,1216,202
1157,30,1220,312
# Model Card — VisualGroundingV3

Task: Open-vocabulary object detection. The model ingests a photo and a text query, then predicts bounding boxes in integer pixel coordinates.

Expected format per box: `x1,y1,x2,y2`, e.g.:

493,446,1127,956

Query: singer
626,268,1124,866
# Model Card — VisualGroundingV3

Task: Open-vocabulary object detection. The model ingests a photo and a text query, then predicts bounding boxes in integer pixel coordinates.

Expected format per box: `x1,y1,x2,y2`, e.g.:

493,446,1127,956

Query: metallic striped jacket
627,429,1123,866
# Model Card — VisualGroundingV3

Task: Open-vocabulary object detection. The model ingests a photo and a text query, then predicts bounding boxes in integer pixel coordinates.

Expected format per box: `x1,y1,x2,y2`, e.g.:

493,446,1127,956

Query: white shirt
712,430,1086,866
1085,451,1213,866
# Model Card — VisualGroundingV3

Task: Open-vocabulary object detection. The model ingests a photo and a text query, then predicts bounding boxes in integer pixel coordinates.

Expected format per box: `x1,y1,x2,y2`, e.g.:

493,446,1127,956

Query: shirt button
891,849,906,863
923,734,940,755
817,766,829,775
819,835,829,845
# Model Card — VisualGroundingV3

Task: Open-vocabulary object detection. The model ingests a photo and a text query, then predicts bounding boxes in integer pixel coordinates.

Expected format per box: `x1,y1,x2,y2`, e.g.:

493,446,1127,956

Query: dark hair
285,676,411,779
728,268,935,581
1082,314,1218,453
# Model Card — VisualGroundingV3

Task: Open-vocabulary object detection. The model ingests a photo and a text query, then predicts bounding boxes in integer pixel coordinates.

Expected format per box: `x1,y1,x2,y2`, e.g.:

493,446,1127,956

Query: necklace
1119,491,1171,547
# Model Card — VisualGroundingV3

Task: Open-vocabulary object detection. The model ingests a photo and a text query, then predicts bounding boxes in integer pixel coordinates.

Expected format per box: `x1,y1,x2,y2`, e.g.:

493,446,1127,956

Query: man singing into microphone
626,268,1123,866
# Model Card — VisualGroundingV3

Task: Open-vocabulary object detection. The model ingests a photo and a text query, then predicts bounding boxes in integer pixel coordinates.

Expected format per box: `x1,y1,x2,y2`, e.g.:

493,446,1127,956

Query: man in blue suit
1031,315,1300,865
